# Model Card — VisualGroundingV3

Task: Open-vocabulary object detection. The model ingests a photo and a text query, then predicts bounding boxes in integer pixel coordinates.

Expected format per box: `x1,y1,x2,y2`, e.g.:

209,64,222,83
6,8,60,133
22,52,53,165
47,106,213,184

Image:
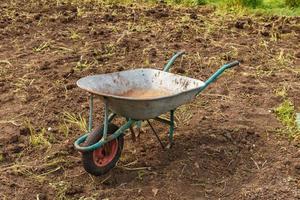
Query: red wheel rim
92,139,118,167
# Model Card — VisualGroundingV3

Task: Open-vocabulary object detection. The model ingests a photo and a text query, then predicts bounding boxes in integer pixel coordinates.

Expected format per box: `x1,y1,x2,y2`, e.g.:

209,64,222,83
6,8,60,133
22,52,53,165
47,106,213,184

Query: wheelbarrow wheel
82,123,124,176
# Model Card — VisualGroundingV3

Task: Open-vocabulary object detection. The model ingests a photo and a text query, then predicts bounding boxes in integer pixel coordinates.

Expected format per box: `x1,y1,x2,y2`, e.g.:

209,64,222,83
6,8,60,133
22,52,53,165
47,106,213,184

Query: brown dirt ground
0,1,300,199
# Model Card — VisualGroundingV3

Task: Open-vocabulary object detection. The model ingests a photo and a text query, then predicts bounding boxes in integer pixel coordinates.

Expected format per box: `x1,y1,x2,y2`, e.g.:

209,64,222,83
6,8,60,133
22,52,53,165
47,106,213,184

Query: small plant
275,99,295,128
25,120,51,148
102,43,116,56
63,112,87,132
13,76,35,101
275,99,300,140
68,29,81,40
50,181,69,200
74,56,93,71
275,86,288,98
14,77,35,91
58,122,70,137
33,41,51,52
30,128,51,147
276,49,288,66
76,7,85,17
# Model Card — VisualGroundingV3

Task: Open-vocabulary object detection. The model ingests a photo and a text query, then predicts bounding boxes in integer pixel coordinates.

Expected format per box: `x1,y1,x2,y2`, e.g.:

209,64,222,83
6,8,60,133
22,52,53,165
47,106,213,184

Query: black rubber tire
82,123,124,176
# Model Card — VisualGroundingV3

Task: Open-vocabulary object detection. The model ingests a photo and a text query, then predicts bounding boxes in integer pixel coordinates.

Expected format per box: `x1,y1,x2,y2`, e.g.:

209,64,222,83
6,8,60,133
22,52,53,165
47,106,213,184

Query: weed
29,128,51,147
211,0,300,16
259,39,269,51
275,99,295,128
68,29,81,40
285,0,300,7
25,120,51,148
58,122,70,137
74,56,93,71
175,104,194,126
203,22,217,39
276,49,292,66
1,157,68,184
13,76,35,101
102,43,116,56
180,15,191,24
275,86,288,98
76,7,85,17
33,41,51,52
275,99,299,140
10,164,45,181
270,31,279,42
14,77,35,90
63,112,87,132
127,22,147,33
137,170,149,180
50,181,69,200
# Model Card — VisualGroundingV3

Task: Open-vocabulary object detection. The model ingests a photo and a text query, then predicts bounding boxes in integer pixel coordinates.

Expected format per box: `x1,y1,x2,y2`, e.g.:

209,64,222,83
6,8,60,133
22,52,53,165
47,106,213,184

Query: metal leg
129,125,136,142
168,110,175,148
108,113,116,123
147,120,165,149
103,98,109,140
88,95,94,132
136,120,142,138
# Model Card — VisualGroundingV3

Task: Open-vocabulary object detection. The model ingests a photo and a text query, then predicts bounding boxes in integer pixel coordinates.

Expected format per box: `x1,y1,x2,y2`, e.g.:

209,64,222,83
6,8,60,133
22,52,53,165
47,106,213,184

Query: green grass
56,0,300,15
187,0,300,15
285,0,300,7
275,99,300,141
255,0,300,15
25,120,51,148
63,112,88,132
275,100,296,128
220,0,263,8
172,0,300,15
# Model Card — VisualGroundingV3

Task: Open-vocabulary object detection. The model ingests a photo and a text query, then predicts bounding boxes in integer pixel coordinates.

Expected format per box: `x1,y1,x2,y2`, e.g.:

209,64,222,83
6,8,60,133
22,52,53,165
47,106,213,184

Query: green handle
163,51,185,72
197,61,240,95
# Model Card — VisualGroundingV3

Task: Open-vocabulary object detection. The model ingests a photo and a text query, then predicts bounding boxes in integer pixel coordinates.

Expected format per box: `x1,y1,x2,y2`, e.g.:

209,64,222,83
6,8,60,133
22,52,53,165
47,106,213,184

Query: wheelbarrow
74,51,239,176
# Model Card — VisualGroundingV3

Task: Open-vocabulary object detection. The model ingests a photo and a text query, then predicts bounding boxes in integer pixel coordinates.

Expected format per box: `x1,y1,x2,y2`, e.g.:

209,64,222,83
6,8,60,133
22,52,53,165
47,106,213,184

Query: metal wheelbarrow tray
74,51,239,176
77,68,206,120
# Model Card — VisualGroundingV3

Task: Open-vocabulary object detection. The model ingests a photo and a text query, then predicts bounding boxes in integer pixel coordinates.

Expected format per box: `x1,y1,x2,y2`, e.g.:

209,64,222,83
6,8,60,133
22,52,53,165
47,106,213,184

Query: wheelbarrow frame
74,51,239,152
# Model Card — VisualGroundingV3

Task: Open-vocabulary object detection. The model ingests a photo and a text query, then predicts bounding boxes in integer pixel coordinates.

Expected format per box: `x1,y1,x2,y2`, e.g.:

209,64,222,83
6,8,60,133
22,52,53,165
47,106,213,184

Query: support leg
129,125,136,142
103,98,109,140
167,110,175,148
88,95,94,132
147,120,165,149
136,120,142,138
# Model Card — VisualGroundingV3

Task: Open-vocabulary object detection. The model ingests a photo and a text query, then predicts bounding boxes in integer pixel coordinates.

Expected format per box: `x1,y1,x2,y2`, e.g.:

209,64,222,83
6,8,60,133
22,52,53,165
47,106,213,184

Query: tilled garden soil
0,1,300,199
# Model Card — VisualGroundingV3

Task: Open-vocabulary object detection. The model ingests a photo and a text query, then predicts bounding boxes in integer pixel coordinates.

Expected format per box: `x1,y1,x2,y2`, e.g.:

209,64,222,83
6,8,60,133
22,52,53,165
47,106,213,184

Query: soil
120,88,172,99
0,1,300,199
